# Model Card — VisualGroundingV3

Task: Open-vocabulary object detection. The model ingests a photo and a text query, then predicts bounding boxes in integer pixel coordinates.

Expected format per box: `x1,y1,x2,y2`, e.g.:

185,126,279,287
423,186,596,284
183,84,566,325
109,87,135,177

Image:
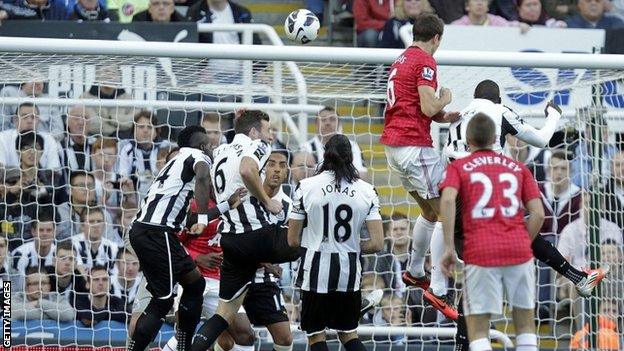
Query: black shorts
300,290,361,336
243,282,289,326
129,222,196,298
219,225,300,301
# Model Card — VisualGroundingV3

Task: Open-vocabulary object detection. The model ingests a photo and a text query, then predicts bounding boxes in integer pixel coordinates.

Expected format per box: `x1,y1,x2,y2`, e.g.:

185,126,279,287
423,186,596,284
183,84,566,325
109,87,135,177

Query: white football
284,9,320,44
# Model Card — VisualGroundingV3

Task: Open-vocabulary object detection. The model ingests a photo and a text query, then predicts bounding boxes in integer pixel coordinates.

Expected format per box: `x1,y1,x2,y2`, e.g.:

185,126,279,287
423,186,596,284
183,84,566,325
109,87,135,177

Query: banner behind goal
0,38,623,350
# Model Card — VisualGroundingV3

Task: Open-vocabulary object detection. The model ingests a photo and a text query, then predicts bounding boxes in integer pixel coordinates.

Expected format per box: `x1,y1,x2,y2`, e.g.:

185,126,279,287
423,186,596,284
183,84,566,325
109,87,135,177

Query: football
284,9,320,44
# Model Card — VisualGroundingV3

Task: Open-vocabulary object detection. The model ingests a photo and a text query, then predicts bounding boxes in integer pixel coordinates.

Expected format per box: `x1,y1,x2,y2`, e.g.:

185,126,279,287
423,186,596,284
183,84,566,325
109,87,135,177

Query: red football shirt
177,199,221,280
440,150,541,267
380,46,438,147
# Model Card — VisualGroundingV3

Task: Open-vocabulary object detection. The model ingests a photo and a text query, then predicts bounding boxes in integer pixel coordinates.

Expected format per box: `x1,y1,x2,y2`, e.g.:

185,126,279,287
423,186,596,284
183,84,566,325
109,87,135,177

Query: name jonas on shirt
321,184,356,197
462,155,522,172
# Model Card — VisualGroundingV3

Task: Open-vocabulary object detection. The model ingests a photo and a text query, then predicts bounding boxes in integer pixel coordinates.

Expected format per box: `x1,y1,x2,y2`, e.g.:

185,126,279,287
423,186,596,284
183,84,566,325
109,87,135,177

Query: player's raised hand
189,223,207,235
228,187,248,208
264,199,283,215
440,87,452,104
545,101,562,115
440,249,460,277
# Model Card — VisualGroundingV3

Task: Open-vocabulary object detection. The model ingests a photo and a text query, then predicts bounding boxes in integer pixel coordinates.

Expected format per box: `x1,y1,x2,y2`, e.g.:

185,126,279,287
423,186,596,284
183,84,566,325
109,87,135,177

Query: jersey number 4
322,204,353,242
470,172,520,219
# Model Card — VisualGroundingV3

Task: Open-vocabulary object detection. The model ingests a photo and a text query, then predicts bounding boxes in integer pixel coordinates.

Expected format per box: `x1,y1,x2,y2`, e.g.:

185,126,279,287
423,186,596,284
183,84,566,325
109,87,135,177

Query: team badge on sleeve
422,67,435,81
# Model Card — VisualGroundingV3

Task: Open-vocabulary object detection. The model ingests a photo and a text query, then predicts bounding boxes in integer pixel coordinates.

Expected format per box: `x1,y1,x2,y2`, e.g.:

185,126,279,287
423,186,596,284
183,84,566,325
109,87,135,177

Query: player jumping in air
380,13,460,319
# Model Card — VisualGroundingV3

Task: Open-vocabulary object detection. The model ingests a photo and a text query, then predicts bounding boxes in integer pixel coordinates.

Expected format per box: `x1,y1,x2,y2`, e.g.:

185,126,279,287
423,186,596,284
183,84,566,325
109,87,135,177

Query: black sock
454,297,469,351
177,278,206,351
310,341,330,351
532,235,587,285
128,298,174,351
343,338,367,351
190,314,229,351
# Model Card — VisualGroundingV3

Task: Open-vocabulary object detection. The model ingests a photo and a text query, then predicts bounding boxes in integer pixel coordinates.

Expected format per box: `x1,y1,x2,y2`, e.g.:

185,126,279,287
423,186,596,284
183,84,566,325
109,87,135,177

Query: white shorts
385,146,444,199
463,260,535,316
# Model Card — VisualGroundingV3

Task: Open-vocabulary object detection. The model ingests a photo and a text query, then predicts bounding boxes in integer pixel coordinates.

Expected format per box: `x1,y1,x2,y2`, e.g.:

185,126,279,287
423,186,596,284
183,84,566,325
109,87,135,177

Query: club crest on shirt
422,67,434,81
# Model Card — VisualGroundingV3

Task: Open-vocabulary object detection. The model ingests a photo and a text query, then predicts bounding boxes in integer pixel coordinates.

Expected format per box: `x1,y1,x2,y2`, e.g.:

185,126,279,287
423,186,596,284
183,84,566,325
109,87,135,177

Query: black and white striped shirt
71,233,120,273
61,136,95,173
110,274,142,306
11,241,56,291
211,134,272,235
253,188,292,284
291,171,381,293
134,147,212,231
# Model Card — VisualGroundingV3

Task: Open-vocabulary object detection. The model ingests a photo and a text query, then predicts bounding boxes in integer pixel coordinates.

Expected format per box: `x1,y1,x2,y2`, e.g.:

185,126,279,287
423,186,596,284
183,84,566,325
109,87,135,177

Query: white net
0,48,623,351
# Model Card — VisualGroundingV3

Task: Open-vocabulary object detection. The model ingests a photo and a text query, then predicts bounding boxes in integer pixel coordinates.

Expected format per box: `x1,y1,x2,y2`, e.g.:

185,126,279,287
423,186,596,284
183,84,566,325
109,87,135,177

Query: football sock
177,277,206,351
531,235,586,285
408,215,435,277
128,297,174,351
310,341,329,351
454,298,469,351
191,314,229,351
515,333,538,351
343,338,367,351
430,222,448,296
469,338,492,351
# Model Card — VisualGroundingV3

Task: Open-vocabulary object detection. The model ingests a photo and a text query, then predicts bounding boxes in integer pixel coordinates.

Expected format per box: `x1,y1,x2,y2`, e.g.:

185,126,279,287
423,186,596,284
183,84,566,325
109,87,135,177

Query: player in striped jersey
128,126,246,351
288,134,384,351
191,111,299,351
438,80,609,351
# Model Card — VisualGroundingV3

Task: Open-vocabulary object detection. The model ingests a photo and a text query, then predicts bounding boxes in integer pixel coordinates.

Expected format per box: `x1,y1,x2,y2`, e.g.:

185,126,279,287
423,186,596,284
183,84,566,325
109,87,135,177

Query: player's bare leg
511,308,538,351
266,321,293,351
191,292,248,351
465,313,492,351
337,332,367,351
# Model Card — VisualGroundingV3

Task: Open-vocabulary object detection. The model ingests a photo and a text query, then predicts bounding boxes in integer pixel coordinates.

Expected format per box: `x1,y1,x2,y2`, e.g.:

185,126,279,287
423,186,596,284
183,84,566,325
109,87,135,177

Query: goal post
1,36,623,351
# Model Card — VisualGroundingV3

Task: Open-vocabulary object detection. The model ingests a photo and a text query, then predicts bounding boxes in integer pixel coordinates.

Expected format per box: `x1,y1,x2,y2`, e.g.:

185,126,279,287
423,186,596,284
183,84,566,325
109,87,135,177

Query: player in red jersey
380,13,460,318
440,114,545,351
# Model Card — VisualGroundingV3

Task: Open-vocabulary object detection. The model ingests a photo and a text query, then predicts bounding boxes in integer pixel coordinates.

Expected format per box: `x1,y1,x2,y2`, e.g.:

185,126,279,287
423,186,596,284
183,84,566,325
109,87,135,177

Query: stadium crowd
0,0,622,349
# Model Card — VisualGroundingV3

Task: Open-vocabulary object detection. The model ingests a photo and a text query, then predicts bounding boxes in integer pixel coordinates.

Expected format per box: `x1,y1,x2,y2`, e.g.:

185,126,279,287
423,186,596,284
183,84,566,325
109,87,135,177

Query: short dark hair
25,266,47,276
202,112,221,125
69,170,95,186
234,110,269,135
55,240,75,254
466,113,496,149
79,206,105,222
32,206,55,229
412,14,444,42
391,212,408,221
16,131,44,150
116,248,137,260
318,106,336,116
270,149,290,163
16,102,40,116
474,80,501,103
177,125,207,148
550,150,571,162
90,265,108,275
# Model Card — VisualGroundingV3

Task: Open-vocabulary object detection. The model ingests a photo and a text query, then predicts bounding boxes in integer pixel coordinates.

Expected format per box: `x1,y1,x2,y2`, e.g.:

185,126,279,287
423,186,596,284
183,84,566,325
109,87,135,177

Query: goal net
0,38,623,351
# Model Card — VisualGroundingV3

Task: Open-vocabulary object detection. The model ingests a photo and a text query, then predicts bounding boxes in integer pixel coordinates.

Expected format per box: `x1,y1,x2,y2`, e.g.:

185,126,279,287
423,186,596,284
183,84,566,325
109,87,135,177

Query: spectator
61,105,95,174
0,234,9,285
605,151,624,229
0,167,34,248
110,249,141,307
11,208,57,292
542,0,577,19
200,112,226,150
537,150,582,320
374,294,408,344
600,240,623,299
0,82,63,137
605,0,624,21
12,0,68,19
75,265,129,327
353,0,392,47
62,171,119,243
15,131,67,208
12,267,75,322
570,298,621,350
571,117,618,189
565,0,624,28
0,102,62,170
517,0,567,26
155,144,179,173
187,0,260,45
106,0,148,22
47,240,87,301
80,67,134,138
71,207,119,273
69,0,110,20
451,0,521,26
379,0,435,49
285,150,316,198
132,0,184,22
429,0,463,23
506,135,550,182
118,111,171,198
300,106,367,178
